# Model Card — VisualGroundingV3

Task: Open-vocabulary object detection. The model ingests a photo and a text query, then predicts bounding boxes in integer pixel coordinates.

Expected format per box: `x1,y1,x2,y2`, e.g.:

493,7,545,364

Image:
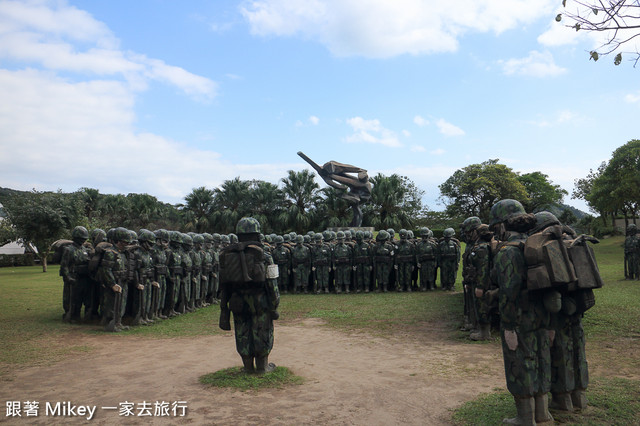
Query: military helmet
106,228,116,242
377,230,389,241
193,234,205,244
202,232,213,243
236,217,261,234
314,233,323,241
461,217,482,234
155,229,169,241
322,230,332,241
295,235,304,244
221,234,230,244
71,226,89,240
365,231,373,239
275,235,284,244
169,230,182,243
283,234,291,243
138,229,156,244
489,199,526,227
182,233,193,246
115,227,132,243
212,233,222,243
229,233,238,244
419,227,429,237
532,211,560,233
408,230,414,239
355,230,364,240
443,228,455,238
90,228,106,244
399,229,408,239
303,235,311,244
336,231,345,240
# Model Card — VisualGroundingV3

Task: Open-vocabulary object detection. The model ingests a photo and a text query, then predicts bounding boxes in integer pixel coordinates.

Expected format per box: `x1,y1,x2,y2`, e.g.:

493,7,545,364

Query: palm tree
317,187,351,229
248,180,285,234
280,169,321,233
364,173,417,230
211,177,251,233
183,186,215,232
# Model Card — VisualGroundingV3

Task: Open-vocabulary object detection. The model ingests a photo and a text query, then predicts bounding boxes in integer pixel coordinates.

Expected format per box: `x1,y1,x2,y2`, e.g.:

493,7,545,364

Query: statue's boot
534,393,554,423
241,356,255,374
503,396,536,425
470,323,491,341
550,392,574,412
255,355,276,374
571,389,588,410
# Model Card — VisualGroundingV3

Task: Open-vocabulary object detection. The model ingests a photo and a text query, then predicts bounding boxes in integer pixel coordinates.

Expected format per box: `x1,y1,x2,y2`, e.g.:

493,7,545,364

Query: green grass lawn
1,236,638,423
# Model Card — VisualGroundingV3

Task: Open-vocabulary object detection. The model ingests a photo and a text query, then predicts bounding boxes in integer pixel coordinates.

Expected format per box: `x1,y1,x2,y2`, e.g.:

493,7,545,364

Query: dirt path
0,319,505,425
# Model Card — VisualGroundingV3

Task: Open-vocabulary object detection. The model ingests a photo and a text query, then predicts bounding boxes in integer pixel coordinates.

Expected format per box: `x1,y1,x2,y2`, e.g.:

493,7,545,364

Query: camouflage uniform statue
123,231,141,322
624,224,639,279
60,226,92,323
136,230,157,325
218,217,280,374
311,233,332,294
180,234,194,313
353,231,373,293
272,236,292,294
165,231,183,317
373,230,394,292
461,217,495,341
152,229,170,320
394,229,416,292
210,233,222,304
490,199,553,425
200,234,214,307
333,231,353,293
189,234,204,309
530,212,590,412
416,227,438,291
291,235,312,294
98,228,130,332
437,228,460,291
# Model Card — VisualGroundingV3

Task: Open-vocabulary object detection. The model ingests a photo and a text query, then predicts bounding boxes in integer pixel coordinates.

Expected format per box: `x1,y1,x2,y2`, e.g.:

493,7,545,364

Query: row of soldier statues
57,226,462,332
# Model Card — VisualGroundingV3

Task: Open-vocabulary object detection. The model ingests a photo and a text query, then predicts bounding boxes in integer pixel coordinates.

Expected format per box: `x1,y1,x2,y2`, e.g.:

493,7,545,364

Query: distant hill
533,203,588,220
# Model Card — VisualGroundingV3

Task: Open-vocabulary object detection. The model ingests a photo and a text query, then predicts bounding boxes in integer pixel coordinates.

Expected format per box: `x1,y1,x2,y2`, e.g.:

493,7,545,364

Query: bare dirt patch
1,319,506,425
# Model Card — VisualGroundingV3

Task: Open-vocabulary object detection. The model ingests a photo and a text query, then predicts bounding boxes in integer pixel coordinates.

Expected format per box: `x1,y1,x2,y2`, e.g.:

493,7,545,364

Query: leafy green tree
2,190,82,272
517,171,567,212
317,187,352,229
599,139,640,225
438,159,529,222
280,169,321,233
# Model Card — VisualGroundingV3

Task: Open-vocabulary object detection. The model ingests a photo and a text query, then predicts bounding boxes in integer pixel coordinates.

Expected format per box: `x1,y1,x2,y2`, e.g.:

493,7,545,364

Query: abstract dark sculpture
298,151,372,227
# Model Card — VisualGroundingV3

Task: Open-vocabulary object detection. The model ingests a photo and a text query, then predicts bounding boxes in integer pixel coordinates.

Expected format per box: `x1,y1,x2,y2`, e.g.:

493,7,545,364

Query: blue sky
1,0,638,214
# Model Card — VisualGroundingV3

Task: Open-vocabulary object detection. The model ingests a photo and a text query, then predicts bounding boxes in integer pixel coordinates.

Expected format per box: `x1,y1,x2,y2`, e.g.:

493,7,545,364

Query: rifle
105,289,121,332
178,279,187,314
151,282,159,319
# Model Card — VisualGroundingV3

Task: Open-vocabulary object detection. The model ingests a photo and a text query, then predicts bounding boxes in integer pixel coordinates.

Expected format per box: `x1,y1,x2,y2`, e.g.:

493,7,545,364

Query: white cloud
499,50,567,77
309,115,320,125
413,115,429,127
435,118,465,137
431,148,446,155
0,68,297,203
625,91,640,103
344,116,402,147
527,109,579,127
402,130,411,137
410,145,426,152
0,0,217,100
240,0,557,58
